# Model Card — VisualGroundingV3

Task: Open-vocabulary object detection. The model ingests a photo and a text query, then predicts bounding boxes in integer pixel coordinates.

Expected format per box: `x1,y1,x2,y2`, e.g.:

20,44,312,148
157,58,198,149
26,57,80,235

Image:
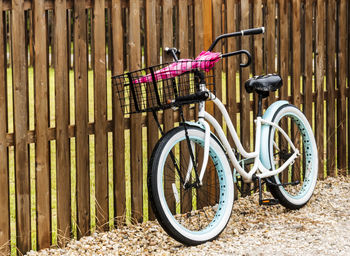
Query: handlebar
165,27,264,68
208,27,264,51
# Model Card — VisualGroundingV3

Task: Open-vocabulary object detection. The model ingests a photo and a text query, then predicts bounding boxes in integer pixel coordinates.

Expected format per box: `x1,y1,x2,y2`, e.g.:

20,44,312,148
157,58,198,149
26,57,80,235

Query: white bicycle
113,27,318,245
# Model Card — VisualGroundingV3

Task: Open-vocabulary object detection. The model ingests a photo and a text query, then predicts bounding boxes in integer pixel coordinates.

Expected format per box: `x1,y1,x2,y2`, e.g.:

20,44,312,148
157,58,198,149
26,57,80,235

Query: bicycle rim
149,126,233,244
269,106,318,206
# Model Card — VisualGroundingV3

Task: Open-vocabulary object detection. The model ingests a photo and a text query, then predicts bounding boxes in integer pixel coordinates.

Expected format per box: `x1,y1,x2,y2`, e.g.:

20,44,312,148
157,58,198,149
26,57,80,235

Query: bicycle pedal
259,198,279,206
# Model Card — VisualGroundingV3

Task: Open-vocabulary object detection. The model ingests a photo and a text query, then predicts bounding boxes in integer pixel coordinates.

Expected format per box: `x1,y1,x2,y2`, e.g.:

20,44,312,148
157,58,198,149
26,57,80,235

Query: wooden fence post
315,0,325,179
0,2,10,254
240,0,251,195
337,0,347,175
226,0,238,199
54,0,71,246
304,0,313,127
12,0,31,253
162,0,175,214
278,0,289,183
74,0,90,237
326,0,336,176
145,0,158,221
33,0,51,249
111,0,126,225
93,0,109,231
129,0,143,223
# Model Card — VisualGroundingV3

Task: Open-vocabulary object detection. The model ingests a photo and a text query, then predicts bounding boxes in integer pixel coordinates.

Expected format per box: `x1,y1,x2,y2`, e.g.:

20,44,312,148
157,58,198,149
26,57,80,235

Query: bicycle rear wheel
267,104,318,209
148,125,233,245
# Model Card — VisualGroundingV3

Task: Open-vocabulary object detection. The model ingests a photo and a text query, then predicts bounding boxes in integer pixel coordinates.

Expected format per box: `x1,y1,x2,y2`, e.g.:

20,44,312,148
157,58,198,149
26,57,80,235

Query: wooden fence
0,0,349,255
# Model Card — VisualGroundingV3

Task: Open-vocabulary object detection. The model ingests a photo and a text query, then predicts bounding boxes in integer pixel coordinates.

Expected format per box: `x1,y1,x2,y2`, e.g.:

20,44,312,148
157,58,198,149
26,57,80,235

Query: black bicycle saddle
244,74,282,97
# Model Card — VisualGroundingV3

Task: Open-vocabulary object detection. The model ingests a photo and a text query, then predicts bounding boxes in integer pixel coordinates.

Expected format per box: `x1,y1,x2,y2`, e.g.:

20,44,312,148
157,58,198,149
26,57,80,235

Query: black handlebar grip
174,91,209,103
242,27,265,36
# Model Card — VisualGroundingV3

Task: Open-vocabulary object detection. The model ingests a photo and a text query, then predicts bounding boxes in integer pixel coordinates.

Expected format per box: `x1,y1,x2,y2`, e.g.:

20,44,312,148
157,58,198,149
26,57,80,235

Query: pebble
26,176,350,256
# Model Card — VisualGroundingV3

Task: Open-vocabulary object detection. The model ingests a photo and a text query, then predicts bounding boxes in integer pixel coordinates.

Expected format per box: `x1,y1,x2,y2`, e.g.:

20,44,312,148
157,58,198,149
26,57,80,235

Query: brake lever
164,47,180,61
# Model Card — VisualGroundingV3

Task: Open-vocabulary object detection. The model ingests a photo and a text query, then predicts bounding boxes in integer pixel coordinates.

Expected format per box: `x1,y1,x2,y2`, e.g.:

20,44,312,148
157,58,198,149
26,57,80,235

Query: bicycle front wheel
267,104,318,209
148,125,233,245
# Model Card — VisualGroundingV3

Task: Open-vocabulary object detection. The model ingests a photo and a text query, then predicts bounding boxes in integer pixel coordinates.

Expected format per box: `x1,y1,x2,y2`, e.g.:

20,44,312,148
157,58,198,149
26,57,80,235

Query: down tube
203,111,252,182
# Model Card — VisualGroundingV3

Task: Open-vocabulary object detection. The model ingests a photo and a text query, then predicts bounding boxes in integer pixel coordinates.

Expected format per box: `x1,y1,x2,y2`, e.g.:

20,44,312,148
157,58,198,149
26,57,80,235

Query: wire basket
112,61,216,115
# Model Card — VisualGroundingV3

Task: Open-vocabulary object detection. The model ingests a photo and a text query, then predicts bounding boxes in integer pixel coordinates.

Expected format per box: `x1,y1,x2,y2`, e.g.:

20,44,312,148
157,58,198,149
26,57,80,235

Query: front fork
183,86,211,188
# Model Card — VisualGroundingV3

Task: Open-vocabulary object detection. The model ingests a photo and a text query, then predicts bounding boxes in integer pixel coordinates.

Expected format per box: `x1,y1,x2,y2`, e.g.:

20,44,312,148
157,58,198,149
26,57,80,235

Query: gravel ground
27,175,350,256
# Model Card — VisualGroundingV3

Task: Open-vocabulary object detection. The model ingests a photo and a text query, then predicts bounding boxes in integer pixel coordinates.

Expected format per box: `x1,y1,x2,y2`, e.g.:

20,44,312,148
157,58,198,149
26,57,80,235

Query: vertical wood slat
195,0,209,209
254,0,263,77
291,0,301,182
74,0,90,237
337,0,347,174
194,1,204,56
145,0,158,221
227,0,238,199
33,0,51,249
266,0,276,104
304,0,313,124
240,0,250,151
93,0,109,231
210,0,222,205
326,0,336,176
279,0,289,183
12,0,31,253
212,0,222,126
129,0,143,222
0,2,10,254
253,0,263,126
107,10,112,71
292,0,301,108
348,0,350,174
54,0,71,246
111,0,126,224
162,0,175,213
178,0,192,212
240,0,251,195
315,0,325,179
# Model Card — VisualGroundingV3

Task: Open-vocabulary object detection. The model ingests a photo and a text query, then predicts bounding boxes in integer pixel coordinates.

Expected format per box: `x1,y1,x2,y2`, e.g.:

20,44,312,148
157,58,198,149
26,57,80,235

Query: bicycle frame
189,90,300,184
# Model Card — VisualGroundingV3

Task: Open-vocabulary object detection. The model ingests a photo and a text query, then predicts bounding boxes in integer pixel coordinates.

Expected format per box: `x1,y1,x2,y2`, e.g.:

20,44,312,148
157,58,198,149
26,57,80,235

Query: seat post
257,94,264,117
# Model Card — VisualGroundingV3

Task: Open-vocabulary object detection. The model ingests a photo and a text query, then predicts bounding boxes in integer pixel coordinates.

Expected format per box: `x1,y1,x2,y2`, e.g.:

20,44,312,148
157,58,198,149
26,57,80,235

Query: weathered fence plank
129,0,143,222
0,3,10,254
162,0,175,214
33,0,51,249
227,0,238,199
111,0,126,224
326,0,336,176
337,0,347,174
240,0,251,195
266,0,276,105
292,0,301,183
304,0,313,125
93,0,109,231
315,0,325,179
178,0,192,212
54,0,71,246
74,0,90,237
279,0,289,183
145,0,158,221
12,0,31,253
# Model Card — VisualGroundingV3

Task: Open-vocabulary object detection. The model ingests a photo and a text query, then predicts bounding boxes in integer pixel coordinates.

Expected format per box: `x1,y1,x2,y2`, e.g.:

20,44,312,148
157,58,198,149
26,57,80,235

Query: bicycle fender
259,100,289,169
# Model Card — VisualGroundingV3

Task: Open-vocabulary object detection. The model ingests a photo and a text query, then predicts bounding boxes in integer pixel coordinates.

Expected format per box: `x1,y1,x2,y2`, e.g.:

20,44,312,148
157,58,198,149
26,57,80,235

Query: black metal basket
112,61,215,115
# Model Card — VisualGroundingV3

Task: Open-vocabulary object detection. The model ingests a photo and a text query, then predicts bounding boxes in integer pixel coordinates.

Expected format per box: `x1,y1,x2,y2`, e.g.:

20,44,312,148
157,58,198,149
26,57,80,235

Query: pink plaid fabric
135,51,221,83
